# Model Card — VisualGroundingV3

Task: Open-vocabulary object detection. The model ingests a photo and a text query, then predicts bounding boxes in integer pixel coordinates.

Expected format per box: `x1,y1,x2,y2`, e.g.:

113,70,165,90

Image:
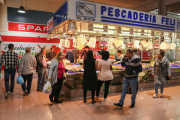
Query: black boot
92,101,96,104
54,100,62,104
130,103,135,108
49,95,54,102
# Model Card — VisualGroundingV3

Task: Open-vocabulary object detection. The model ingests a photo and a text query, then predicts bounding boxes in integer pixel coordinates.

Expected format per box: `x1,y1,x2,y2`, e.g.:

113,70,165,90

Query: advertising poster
1,42,60,59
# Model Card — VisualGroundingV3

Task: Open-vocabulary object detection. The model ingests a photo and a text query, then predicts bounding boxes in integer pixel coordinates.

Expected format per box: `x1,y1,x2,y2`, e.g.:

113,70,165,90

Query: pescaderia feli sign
54,0,180,32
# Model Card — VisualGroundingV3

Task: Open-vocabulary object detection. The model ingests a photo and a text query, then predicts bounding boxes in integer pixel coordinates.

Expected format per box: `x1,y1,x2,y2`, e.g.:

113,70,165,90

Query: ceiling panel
50,0,148,9
168,3,180,13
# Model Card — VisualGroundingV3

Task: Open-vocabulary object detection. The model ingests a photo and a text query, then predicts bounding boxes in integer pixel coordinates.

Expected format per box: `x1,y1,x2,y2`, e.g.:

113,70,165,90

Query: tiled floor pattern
0,73,180,120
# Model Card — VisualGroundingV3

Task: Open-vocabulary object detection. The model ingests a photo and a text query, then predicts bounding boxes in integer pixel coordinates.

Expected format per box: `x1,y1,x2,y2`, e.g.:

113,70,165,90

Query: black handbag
159,62,171,80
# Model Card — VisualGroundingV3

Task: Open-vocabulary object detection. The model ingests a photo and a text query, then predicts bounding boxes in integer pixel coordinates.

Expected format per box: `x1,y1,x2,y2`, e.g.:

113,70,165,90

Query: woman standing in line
48,52,65,103
96,51,113,102
152,50,171,98
83,50,98,104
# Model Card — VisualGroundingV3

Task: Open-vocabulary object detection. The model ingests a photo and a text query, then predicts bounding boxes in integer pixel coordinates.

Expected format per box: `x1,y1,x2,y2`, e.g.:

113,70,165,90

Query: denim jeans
21,73,33,94
155,84,164,94
119,77,138,105
37,68,46,90
4,67,16,93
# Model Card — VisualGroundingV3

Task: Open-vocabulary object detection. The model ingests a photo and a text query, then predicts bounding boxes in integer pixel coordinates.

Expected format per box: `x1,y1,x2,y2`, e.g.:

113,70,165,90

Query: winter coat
152,56,171,85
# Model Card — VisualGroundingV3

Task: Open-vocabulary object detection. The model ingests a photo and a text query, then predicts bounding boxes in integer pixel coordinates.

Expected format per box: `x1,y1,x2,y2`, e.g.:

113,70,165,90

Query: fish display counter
61,63,180,99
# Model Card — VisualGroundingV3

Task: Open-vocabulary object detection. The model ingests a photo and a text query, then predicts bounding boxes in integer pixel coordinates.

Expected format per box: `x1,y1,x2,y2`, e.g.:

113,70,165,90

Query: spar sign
1,42,60,59
8,22,47,33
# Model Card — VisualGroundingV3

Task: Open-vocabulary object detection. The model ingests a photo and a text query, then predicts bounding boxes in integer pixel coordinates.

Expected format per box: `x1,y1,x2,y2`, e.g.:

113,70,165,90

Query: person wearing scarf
152,50,171,98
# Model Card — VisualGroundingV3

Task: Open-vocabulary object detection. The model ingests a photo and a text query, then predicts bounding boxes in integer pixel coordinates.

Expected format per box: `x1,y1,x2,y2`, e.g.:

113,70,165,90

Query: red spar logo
8,22,47,33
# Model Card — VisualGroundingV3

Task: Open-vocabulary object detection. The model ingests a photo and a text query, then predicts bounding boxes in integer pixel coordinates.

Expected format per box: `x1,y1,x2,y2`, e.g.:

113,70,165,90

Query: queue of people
0,43,171,109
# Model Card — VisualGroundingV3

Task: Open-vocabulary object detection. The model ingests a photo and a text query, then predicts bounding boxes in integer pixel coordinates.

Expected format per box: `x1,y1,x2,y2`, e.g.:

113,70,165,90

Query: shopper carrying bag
96,51,113,102
48,52,65,104
152,50,171,98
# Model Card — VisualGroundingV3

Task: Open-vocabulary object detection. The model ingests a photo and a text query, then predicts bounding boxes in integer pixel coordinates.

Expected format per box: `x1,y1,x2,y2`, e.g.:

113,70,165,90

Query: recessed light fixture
18,6,26,13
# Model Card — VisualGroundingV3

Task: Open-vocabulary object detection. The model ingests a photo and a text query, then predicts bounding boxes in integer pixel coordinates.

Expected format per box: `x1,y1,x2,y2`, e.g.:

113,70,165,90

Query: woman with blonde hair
48,52,65,103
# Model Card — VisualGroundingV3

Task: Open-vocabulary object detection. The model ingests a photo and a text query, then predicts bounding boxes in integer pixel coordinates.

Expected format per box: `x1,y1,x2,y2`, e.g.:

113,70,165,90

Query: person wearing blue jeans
5,68,16,94
155,84,164,95
152,50,171,98
119,78,138,105
114,49,142,108
0,44,19,99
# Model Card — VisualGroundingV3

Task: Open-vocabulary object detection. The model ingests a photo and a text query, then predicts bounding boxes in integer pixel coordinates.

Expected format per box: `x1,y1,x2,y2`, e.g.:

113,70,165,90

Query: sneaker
160,93,163,98
153,94,158,98
114,103,123,108
10,92,14,95
23,90,28,96
5,92,10,99
130,103,135,108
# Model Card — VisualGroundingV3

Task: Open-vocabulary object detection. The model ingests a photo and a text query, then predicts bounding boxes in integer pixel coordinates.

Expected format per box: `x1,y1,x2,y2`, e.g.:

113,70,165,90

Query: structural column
158,0,167,16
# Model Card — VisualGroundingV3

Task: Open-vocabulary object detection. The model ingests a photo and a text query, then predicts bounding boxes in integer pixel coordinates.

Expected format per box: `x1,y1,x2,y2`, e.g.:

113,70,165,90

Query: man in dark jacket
114,49,142,108
47,47,56,61
36,48,47,91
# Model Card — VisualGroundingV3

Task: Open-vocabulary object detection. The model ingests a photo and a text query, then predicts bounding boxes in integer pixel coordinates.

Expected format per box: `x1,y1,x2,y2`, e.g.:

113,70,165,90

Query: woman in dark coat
83,50,98,104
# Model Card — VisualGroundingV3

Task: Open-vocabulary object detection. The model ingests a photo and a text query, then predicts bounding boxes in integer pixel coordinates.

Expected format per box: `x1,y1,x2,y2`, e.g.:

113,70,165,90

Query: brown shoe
23,90,28,96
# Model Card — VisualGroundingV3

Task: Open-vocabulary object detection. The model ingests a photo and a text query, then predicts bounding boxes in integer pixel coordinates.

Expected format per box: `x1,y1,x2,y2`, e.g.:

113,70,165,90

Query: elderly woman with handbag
48,52,66,103
152,50,171,98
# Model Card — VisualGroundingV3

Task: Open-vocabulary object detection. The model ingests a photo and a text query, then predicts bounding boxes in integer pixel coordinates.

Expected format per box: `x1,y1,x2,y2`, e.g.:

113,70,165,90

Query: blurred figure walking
18,48,36,96
0,44,19,99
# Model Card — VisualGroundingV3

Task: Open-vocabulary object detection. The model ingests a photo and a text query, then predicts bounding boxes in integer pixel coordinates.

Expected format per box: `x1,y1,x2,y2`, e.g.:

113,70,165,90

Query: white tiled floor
0,73,180,120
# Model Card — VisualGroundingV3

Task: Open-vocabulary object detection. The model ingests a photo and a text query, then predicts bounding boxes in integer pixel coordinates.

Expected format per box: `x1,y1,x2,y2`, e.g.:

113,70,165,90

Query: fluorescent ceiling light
18,6,26,13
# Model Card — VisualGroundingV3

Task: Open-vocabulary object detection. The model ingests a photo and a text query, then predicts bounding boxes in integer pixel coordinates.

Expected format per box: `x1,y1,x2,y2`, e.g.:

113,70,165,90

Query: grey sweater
48,59,59,86
18,53,37,75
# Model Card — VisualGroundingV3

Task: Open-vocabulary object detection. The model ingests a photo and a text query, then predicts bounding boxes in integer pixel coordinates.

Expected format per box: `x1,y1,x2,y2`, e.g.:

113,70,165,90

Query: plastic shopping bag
42,81,52,93
17,76,24,85
103,83,110,93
